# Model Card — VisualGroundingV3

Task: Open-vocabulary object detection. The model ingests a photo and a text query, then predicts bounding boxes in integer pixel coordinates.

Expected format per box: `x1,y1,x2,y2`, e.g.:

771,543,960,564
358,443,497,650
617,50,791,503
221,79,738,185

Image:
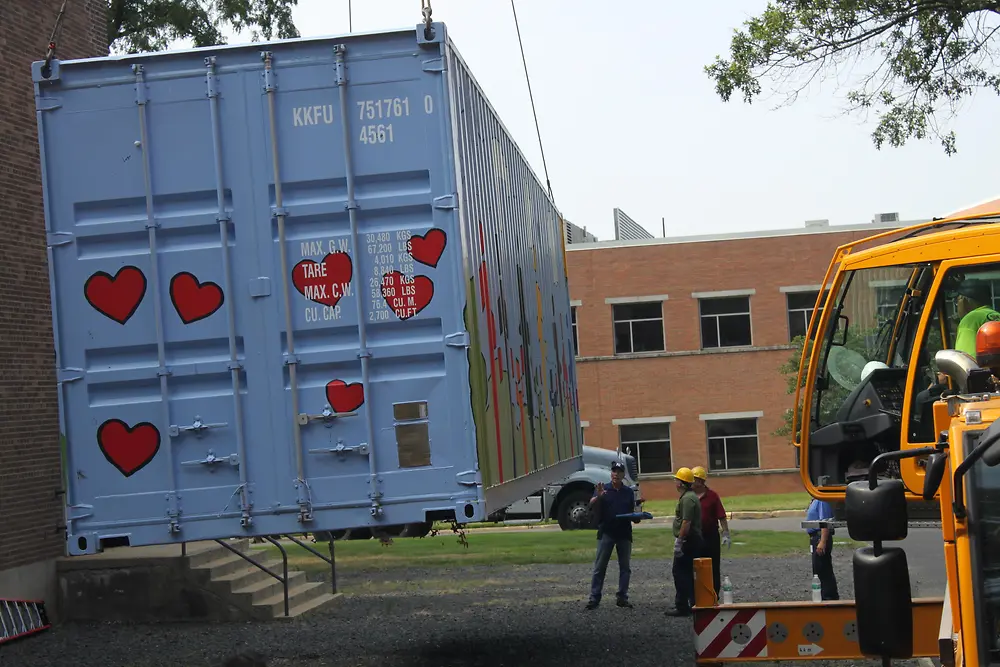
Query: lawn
641,492,812,518
254,528,860,573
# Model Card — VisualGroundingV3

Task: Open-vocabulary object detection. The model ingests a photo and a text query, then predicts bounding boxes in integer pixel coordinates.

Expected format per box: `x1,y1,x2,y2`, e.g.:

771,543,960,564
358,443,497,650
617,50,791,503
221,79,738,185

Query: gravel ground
4,545,941,667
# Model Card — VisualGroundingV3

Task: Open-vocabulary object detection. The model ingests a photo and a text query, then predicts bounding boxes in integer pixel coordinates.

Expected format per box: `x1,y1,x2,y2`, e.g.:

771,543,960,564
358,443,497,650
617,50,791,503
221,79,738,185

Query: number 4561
360,124,394,144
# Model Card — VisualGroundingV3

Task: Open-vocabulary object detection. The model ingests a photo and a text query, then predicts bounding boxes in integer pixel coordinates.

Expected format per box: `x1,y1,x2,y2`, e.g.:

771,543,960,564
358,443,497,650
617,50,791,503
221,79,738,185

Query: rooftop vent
804,219,829,228
873,212,900,224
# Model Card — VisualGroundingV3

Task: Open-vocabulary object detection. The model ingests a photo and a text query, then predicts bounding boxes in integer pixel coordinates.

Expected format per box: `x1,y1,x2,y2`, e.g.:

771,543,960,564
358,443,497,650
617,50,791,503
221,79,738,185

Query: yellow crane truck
692,198,1000,667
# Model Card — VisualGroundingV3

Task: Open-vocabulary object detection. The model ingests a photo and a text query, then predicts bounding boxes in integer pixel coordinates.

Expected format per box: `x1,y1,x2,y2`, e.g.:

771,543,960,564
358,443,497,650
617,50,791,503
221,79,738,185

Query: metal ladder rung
0,599,50,645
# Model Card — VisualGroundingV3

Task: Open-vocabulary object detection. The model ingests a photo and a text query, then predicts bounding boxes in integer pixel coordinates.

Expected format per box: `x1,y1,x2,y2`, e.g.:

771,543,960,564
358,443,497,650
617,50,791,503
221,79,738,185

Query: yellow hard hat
674,467,695,484
692,466,707,480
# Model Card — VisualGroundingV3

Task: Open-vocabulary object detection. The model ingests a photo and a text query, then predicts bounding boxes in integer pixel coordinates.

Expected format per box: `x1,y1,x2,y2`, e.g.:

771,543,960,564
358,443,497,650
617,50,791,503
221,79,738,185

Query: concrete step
276,592,342,620
231,570,307,605
253,581,330,619
213,557,286,590
185,539,250,568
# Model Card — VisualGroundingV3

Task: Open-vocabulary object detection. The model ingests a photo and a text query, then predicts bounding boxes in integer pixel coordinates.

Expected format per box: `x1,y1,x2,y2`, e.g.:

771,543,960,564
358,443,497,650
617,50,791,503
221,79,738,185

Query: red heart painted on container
326,380,364,413
408,229,447,268
169,272,224,324
97,419,161,478
84,266,147,324
380,272,434,320
292,253,353,308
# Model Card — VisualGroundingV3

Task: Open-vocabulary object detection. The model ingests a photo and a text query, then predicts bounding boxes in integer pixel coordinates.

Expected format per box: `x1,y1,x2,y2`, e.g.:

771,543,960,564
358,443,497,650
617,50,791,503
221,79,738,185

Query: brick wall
567,224,911,500
0,0,107,571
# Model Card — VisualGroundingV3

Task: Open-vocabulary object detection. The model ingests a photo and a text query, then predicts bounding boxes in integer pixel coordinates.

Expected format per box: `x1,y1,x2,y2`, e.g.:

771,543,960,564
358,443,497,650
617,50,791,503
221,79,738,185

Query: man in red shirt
692,466,730,598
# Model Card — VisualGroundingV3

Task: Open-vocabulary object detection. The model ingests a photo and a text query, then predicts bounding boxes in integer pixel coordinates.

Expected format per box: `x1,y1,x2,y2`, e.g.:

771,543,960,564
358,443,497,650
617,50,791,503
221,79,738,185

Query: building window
619,423,672,475
699,296,752,348
874,284,907,325
571,306,579,356
787,291,823,341
707,418,760,471
612,302,664,354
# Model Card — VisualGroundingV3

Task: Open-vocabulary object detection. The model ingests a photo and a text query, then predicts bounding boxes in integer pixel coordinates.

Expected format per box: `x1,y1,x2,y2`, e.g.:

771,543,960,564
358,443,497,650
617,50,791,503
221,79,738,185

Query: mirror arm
868,446,940,490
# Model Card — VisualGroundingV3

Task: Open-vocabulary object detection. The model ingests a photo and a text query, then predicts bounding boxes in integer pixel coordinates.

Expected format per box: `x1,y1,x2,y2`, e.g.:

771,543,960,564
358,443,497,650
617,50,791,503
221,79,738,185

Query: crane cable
510,0,554,202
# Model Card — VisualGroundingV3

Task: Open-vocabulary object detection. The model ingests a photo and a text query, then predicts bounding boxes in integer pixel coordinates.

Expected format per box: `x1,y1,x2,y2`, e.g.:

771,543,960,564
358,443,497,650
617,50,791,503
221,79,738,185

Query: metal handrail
214,538,290,617
283,534,338,594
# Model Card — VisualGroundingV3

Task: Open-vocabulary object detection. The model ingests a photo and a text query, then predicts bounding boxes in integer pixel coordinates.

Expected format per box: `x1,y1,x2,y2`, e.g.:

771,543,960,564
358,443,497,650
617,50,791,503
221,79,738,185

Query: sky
178,0,1000,242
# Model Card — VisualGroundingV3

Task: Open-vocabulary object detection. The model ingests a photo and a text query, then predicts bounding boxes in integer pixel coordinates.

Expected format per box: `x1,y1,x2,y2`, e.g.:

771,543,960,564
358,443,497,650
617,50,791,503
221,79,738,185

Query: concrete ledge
0,558,58,620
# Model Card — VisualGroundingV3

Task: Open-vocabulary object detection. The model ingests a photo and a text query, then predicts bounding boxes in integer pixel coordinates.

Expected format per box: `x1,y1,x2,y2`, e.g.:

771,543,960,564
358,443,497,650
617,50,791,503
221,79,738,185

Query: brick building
0,0,107,610
566,216,927,500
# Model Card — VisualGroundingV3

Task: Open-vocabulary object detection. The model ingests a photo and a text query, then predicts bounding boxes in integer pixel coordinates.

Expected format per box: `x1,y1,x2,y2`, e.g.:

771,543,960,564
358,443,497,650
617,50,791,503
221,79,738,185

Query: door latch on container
169,416,227,437
297,404,358,425
181,450,239,469
308,439,369,458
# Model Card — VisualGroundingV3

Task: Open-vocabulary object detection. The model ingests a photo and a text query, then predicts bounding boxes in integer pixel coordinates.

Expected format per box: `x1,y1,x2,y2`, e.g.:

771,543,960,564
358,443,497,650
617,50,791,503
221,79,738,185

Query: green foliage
773,322,882,439
107,0,300,54
705,1,1000,155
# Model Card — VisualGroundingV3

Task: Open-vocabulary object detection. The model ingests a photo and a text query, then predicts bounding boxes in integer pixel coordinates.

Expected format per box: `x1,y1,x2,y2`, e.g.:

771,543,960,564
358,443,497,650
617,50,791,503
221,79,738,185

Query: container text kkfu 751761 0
32,22,583,555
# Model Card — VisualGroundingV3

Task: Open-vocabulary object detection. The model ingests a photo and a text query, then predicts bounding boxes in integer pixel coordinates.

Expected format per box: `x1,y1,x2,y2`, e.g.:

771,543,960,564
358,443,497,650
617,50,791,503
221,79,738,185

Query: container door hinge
249,277,271,298
165,494,181,533
294,480,313,523
46,232,74,247
445,331,470,348
422,57,445,73
57,368,84,384
308,440,369,457
433,194,458,210
456,470,482,487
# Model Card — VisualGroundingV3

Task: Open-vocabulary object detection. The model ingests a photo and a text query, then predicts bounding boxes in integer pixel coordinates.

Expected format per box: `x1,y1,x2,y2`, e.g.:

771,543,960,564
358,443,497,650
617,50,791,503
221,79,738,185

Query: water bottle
721,576,734,605
811,574,822,602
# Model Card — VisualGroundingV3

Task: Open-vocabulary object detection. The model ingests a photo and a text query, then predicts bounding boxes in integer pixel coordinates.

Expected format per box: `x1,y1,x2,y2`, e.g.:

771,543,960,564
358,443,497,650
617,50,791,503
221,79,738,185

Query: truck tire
557,489,596,531
399,521,432,538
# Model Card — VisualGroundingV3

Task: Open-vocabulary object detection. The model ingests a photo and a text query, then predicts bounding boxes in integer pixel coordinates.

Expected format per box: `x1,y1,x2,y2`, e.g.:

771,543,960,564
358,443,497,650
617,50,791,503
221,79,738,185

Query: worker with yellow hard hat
691,466,730,599
666,466,702,617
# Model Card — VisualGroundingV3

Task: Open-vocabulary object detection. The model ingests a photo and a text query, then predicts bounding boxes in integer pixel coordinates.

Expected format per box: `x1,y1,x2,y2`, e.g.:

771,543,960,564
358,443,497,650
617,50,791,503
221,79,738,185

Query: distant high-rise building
613,208,654,240
564,218,598,244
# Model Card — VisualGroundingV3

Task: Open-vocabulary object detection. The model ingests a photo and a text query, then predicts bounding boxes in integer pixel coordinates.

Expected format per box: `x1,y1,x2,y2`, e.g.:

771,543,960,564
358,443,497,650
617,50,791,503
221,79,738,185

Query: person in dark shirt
585,460,639,610
692,466,730,599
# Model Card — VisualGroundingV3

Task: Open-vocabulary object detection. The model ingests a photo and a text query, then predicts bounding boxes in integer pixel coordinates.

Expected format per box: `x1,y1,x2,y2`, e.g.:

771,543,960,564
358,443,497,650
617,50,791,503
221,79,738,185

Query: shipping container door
246,33,480,529
41,59,279,553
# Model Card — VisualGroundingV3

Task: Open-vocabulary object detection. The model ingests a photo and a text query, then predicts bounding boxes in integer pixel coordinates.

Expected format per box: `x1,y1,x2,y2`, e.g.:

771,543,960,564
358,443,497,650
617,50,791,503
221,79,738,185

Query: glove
673,537,684,557
722,530,731,549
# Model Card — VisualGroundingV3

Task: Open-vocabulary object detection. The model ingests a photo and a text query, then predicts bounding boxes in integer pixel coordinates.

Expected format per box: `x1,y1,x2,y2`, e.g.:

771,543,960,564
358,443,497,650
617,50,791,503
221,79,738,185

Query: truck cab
496,445,641,530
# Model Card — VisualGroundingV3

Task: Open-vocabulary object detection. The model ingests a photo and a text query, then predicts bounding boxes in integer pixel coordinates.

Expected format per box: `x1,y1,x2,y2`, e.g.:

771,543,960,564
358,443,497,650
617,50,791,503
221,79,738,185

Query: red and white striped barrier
695,608,769,660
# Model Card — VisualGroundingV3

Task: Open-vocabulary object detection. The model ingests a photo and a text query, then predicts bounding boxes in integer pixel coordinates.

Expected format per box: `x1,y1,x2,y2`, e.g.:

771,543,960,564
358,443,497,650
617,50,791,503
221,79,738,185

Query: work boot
585,600,599,610
616,597,633,609
664,607,691,617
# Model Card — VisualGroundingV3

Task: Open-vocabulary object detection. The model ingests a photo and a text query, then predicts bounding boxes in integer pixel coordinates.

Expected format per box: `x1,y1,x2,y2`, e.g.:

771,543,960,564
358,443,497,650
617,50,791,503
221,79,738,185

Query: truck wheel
557,490,595,531
399,521,432,538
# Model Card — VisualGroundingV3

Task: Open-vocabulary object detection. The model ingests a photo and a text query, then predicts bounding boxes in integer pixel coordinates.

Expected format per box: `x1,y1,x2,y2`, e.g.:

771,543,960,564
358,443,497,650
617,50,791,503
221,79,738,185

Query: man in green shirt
954,282,1000,357
666,467,702,617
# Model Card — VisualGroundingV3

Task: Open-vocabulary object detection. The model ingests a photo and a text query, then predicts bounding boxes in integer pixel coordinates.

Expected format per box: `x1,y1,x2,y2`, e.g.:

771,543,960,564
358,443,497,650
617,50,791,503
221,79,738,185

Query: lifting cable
41,0,70,79
510,0,554,201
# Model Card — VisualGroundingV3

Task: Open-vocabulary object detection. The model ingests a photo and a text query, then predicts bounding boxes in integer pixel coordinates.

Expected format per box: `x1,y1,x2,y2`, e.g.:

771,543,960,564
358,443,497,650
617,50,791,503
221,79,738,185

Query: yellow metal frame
692,558,944,664
792,209,1000,501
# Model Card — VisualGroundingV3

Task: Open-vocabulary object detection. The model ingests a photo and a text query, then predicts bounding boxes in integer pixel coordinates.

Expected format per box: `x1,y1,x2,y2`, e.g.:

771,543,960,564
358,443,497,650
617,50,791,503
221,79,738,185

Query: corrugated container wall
33,22,582,555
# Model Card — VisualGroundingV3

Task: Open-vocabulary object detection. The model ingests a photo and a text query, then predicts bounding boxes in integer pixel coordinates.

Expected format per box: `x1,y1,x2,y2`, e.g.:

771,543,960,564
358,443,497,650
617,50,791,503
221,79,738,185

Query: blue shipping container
33,22,584,555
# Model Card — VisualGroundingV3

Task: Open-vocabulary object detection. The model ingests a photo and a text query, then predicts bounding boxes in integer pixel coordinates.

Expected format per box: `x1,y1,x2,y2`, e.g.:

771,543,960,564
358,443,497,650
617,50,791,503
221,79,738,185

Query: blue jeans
589,533,632,603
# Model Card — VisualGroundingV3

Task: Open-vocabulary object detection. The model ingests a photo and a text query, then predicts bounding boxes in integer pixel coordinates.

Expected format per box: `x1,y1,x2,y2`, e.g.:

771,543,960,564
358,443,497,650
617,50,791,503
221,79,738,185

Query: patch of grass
642,492,811,518
255,528,860,573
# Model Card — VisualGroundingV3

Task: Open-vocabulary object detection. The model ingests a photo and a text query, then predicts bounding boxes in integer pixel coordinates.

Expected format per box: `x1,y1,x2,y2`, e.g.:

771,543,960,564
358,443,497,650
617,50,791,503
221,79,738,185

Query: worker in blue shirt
805,498,839,600
585,460,639,610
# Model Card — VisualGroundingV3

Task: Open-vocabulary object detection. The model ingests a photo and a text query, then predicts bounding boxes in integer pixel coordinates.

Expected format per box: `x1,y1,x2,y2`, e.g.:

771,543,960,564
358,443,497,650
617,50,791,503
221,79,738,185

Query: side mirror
934,349,981,394
831,314,849,346
922,452,948,500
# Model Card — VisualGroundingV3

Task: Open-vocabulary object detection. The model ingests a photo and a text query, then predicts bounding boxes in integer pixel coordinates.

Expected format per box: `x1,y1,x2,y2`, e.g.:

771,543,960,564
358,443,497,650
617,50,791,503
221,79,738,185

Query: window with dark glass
787,291,823,341
619,423,671,475
612,302,664,354
700,296,752,349
707,418,760,471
